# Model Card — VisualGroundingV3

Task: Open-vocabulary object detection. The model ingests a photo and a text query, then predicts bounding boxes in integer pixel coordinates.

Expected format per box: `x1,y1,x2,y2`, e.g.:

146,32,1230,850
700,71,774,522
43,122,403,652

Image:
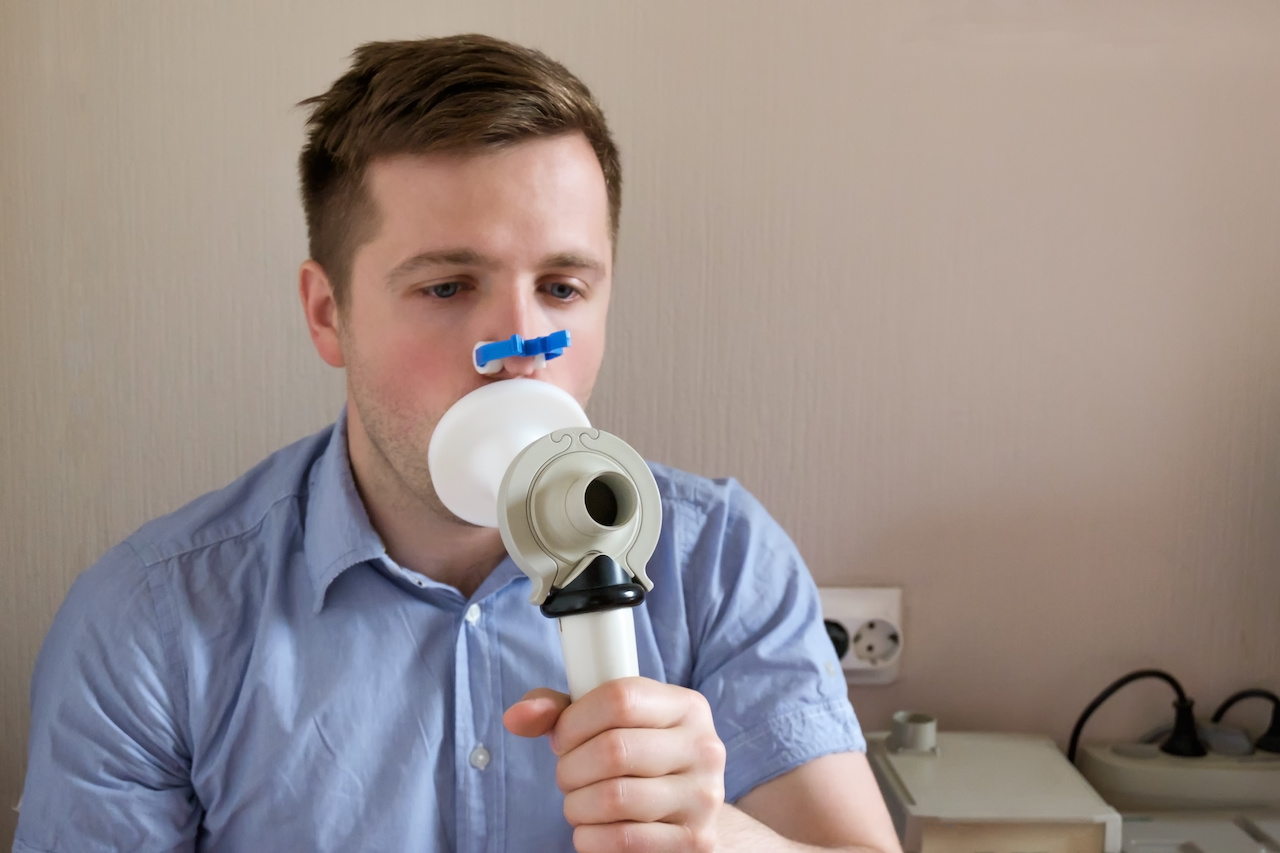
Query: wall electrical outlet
818,587,902,685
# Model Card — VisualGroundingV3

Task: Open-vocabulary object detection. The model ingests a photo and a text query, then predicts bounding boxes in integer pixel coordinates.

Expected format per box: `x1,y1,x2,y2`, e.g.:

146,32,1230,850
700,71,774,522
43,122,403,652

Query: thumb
503,687,571,739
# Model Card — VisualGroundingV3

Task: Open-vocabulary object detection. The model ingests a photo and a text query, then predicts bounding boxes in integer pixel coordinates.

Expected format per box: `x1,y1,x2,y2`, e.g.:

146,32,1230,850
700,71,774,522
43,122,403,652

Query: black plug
824,619,850,659
1068,669,1207,763
1258,708,1280,754
1162,697,1208,757
1212,688,1280,754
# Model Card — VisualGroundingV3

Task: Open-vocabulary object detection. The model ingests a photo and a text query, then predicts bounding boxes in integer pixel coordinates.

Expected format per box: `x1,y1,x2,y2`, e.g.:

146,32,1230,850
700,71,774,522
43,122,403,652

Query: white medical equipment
867,713,1122,853
428,350,661,701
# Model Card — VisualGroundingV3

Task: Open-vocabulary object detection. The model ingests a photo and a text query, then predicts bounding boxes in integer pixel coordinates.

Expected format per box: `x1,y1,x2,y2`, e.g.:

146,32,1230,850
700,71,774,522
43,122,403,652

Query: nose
490,350,541,379
477,289,553,379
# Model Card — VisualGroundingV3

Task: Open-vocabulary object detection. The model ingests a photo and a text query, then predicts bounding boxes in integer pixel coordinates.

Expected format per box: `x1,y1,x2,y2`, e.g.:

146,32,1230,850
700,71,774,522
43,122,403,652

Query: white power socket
817,587,902,685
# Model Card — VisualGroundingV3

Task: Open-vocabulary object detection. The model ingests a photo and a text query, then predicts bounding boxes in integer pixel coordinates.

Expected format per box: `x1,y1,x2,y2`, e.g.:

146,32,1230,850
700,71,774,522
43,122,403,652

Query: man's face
335,133,612,522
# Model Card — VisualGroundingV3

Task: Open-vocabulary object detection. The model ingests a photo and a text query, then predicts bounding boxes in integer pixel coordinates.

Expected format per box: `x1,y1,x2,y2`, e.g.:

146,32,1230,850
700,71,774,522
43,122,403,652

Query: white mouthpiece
427,379,591,527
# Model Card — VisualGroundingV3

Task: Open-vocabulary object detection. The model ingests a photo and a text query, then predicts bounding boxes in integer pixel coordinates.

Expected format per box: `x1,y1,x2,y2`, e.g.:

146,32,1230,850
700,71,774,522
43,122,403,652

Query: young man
16,35,900,853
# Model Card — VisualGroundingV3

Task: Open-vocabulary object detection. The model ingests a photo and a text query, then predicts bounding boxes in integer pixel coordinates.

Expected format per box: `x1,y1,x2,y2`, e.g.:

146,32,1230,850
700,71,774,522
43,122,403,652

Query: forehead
361,134,611,254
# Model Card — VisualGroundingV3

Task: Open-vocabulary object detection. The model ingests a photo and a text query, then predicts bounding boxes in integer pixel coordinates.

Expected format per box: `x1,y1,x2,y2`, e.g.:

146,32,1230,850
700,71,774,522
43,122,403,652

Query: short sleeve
670,478,865,804
15,542,200,853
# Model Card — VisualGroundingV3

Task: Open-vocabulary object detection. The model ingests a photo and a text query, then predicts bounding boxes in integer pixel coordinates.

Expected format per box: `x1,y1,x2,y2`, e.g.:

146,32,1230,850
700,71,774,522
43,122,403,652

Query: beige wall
3,0,1279,842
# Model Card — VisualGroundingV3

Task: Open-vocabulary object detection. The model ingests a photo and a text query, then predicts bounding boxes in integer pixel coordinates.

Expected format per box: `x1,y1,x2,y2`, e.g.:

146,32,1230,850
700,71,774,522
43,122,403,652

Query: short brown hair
297,34,621,307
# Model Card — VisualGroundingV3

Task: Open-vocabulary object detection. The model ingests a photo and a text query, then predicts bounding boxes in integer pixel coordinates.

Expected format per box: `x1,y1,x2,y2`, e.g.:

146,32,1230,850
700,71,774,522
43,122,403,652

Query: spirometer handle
558,608,640,702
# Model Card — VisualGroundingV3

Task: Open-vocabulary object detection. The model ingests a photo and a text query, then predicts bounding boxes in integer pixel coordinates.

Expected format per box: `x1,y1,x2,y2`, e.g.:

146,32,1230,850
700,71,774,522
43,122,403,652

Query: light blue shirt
16,411,863,853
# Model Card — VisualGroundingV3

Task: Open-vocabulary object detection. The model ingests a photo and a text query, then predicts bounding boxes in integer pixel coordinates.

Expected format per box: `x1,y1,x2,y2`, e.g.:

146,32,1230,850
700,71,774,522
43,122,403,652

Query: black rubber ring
539,553,647,618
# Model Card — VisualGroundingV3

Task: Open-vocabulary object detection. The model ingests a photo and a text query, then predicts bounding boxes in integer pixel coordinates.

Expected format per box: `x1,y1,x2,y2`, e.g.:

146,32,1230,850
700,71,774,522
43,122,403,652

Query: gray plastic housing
497,427,661,605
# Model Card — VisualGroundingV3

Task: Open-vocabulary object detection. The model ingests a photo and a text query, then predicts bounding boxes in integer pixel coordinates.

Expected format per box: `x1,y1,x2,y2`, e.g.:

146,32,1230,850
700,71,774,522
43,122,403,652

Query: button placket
466,605,490,778
458,598,498,852
453,602,481,852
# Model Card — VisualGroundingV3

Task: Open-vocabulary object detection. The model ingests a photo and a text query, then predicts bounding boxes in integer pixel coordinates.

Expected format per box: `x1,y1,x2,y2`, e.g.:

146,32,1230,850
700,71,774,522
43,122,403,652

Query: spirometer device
427,331,661,700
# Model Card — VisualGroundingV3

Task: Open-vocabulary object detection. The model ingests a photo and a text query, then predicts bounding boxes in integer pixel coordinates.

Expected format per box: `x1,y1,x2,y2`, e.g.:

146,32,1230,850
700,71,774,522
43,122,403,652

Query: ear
299,259,346,368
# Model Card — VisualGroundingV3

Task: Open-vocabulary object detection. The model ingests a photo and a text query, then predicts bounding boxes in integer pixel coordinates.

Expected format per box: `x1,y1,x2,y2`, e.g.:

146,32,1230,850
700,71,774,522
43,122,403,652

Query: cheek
557,327,606,394
571,337,605,375
577,317,608,367
361,329,463,401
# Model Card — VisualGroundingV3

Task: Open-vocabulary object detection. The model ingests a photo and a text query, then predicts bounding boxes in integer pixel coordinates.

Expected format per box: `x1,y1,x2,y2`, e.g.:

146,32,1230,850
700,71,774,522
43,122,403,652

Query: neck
369,501,508,599
345,415,508,600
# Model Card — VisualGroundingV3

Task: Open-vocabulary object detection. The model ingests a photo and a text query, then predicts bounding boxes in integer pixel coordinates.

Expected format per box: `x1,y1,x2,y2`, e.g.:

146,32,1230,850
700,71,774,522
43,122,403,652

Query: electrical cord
1212,688,1280,720
1211,688,1280,754
1067,668,1206,764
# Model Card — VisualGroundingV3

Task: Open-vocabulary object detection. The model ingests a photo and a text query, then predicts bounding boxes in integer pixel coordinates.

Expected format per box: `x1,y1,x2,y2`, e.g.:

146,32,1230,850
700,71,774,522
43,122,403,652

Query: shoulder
641,461,812,660
43,423,337,693
41,540,166,671
646,461,796,576
647,461,776,536
29,535,195,797
31,425,339,733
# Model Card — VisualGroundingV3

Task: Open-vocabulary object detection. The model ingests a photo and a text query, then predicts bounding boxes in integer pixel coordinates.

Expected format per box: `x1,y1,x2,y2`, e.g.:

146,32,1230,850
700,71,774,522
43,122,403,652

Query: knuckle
686,768,727,809
612,822,639,851
621,822,665,853
684,687,713,719
574,823,646,853
694,732,727,770
600,777,629,815
600,729,631,772
603,680,641,719
554,761,572,794
685,823,718,853
693,778,723,814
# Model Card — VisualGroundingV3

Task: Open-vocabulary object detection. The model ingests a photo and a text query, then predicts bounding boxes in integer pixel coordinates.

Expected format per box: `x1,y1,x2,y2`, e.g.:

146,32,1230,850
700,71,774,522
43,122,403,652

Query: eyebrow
386,249,493,285
385,248,606,286
540,252,606,274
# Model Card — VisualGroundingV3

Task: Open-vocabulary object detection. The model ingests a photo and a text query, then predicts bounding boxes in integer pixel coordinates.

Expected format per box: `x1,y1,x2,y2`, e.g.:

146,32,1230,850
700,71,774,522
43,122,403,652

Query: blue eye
545,282,579,300
425,282,462,298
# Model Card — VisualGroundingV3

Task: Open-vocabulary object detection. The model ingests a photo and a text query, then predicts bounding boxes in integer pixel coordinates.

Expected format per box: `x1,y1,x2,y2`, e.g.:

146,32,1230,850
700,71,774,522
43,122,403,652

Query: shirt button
469,744,491,770
465,604,481,624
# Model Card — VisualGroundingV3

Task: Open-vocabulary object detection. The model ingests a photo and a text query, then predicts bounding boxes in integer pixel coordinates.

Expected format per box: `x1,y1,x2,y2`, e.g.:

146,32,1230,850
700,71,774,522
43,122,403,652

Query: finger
557,726,707,792
502,688,571,739
553,678,710,755
572,818,717,853
563,774,710,827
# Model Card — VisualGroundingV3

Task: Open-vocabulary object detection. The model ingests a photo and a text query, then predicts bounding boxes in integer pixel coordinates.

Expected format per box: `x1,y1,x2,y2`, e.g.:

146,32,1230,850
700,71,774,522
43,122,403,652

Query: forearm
717,803,892,853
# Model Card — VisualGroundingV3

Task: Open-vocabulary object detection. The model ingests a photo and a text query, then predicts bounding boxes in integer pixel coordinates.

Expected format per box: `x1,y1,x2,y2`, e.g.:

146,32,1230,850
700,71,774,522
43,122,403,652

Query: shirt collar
303,407,388,613
302,408,532,611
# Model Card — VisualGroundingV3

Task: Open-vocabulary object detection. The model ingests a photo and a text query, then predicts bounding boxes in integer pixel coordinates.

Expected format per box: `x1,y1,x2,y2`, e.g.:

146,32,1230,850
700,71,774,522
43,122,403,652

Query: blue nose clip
473,330,572,374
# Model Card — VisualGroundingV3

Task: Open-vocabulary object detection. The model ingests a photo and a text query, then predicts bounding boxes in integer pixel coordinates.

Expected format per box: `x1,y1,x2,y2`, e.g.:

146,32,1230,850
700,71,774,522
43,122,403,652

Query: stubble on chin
345,381,478,530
